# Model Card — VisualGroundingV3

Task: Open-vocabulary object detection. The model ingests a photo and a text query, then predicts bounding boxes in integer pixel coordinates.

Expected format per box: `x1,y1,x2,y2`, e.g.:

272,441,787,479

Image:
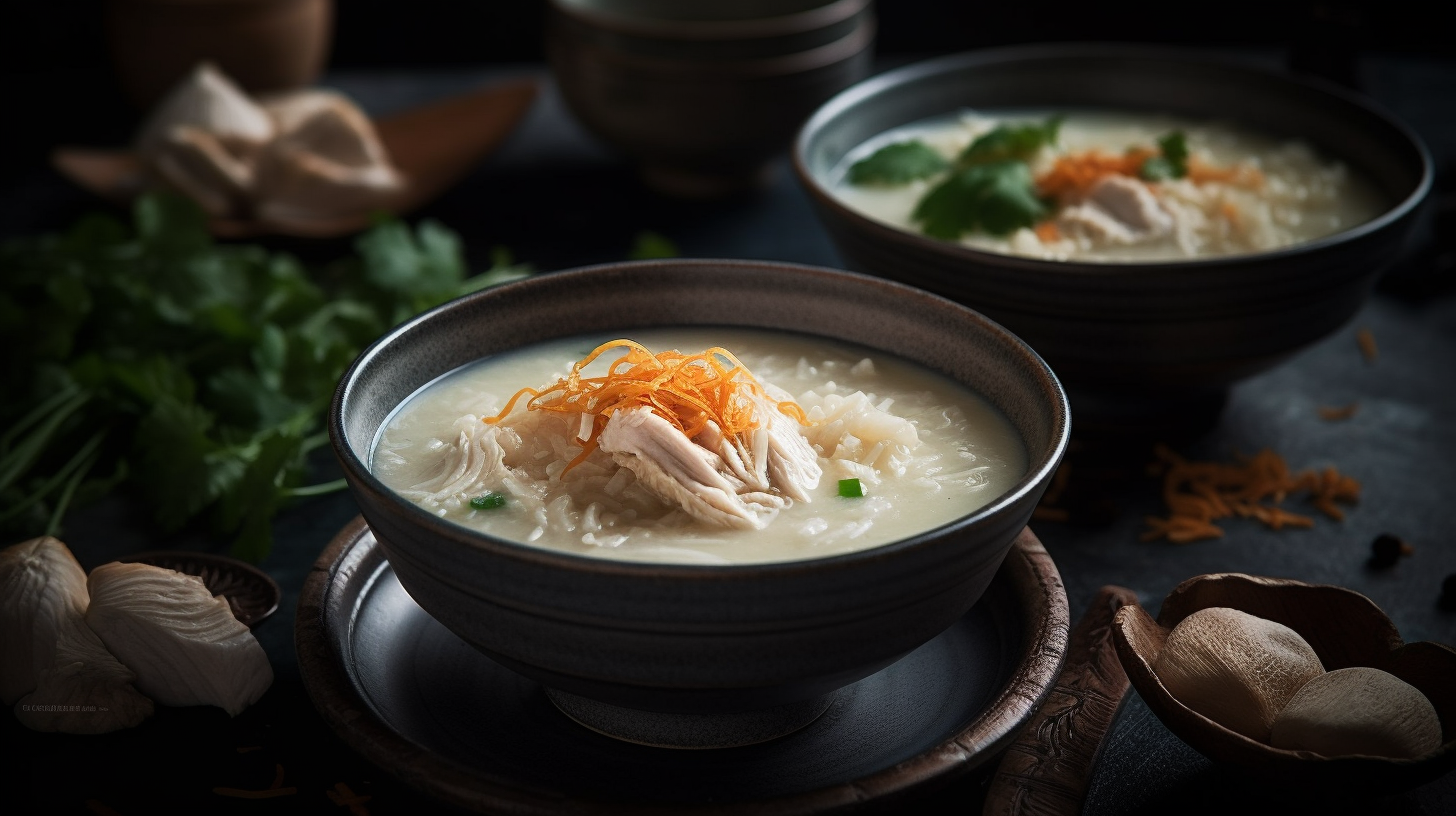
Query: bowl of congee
793,44,1432,425
328,259,1068,747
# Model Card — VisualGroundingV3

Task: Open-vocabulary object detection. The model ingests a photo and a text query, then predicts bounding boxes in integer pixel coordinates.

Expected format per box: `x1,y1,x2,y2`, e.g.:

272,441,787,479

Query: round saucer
296,517,1068,814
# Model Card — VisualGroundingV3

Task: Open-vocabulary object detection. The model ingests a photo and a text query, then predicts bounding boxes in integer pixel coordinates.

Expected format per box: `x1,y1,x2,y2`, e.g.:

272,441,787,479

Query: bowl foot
545,686,837,749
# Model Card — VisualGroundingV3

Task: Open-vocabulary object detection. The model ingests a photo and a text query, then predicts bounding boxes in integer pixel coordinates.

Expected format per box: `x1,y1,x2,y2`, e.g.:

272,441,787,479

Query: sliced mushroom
135,62,273,161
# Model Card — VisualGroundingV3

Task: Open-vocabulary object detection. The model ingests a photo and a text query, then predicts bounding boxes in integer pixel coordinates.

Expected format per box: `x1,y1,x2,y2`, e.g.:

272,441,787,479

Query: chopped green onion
470,492,507,510
838,478,865,498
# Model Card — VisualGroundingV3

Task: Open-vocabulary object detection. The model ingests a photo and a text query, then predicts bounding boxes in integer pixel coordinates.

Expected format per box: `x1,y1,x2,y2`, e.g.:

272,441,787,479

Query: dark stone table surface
3,51,1453,815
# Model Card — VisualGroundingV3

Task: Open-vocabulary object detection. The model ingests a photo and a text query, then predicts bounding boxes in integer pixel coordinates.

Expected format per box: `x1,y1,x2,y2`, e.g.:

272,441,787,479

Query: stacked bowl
548,0,875,197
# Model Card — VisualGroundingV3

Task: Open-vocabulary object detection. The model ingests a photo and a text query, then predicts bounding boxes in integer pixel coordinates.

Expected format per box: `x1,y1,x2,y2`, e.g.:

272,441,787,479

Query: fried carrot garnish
1357,327,1378,362
1187,157,1264,188
1142,445,1359,543
1317,403,1359,421
1034,220,1061,243
484,340,811,475
1035,148,1153,200
329,782,373,816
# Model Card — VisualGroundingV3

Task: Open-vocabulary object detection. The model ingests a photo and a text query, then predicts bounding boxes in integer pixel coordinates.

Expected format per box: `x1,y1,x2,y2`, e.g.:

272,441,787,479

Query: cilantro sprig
848,141,950,185
847,117,1062,240
1139,130,1190,181
0,194,531,561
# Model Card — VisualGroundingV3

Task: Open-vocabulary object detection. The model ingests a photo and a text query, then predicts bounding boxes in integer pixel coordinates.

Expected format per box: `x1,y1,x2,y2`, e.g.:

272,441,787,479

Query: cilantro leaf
848,141,950,185
957,117,1062,168
627,231,679,260
912,161,1049,239
1140,130,1190,181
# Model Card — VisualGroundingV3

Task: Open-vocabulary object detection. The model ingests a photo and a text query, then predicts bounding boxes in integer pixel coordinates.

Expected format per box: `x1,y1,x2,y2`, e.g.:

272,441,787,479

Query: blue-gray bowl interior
329,259,1068,708
792,45,1432,392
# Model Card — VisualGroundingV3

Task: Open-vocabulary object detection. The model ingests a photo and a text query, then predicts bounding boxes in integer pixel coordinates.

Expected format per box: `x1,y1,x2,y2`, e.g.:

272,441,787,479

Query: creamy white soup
831,110,1388,262
371,328,1026,565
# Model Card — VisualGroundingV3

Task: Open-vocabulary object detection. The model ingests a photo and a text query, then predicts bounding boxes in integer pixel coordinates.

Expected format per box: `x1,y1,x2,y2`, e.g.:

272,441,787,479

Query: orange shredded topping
1035,149,1263,204
484,340,810,475
1142,445,1359,543
329,782,373,815
1033,220,1061,243
1035,148,1153,201
1356,327,1378,363
1187,156,1265,188
1317,403,1359,421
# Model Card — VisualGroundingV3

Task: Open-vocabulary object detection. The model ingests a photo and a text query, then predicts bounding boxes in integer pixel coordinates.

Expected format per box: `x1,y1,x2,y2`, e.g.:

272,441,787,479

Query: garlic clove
251,94,404,225
85,562,273,717
1270,666,1443,759
149,125,256,218
15,616,154,734
1,537,153,733
0,536,91,704
135,62,274,161
1153,606,1325,742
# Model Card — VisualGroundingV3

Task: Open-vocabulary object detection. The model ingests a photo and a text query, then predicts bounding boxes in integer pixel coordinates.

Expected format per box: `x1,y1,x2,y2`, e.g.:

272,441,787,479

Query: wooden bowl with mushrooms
1111,572,1456,793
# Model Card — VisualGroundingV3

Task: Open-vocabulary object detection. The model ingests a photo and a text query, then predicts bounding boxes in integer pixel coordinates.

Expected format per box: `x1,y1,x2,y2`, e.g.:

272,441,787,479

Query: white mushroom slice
252,95,404,225
0,537,152,732
598,407,771,530
136,62,274,159
149,125,255,217
258,89,353,134
85,562,273,717
1270,667,1443,759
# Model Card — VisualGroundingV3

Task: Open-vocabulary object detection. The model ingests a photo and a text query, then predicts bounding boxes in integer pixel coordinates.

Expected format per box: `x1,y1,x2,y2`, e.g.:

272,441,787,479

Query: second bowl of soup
794,44,1431,425
330,259,1068,745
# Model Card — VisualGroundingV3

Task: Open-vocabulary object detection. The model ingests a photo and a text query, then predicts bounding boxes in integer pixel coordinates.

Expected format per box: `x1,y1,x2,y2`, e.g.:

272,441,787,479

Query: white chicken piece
86,562,273,717
751,391,822,502
1057,175,1174,245
401,415,509,508
598,407,781,530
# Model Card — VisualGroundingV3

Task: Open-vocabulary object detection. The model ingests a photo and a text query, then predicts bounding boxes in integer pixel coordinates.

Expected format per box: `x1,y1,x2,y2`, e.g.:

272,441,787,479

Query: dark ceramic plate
296,517,1069,814
118,550,281,627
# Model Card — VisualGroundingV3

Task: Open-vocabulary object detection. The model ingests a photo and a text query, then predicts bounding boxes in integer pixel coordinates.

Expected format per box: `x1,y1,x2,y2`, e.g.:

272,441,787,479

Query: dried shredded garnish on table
1142,445,1360,543
329,782,373,815
484,339,810,474
1317,403,1359,421
1357,327,1379,363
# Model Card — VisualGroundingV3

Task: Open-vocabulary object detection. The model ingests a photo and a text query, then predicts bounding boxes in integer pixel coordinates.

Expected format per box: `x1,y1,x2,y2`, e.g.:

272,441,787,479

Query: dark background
0,1,1445,187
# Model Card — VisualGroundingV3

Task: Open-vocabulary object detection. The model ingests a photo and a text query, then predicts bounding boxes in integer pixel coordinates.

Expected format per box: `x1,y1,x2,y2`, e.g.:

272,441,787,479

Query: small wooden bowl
1111,572,1456,793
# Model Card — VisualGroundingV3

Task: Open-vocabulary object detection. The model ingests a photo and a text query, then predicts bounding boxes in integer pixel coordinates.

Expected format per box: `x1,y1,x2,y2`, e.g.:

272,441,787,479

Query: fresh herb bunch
0,194,530,561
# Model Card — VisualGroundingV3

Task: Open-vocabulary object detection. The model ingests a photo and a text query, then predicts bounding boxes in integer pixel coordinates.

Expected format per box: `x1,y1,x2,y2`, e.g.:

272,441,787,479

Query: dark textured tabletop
3,52,1454,815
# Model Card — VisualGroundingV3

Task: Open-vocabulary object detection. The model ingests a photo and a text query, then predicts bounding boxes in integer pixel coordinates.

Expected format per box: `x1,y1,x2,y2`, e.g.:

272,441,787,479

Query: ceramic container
794,44,1432,428
547,0,874,198
328,259,1068,744
107,0,333,108
1112,573,1456,793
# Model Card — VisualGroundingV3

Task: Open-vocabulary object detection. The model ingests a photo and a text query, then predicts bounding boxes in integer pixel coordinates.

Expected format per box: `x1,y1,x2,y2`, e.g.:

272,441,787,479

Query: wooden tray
295,517,1070,814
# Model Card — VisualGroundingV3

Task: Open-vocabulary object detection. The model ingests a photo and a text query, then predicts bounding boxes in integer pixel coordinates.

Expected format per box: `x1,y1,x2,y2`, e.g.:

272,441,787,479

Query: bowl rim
547,0,871,41
792,41,1435,276
329,258,1070,580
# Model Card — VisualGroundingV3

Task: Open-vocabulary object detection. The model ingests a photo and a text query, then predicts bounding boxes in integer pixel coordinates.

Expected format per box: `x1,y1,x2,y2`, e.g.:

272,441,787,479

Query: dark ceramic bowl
794,44,1432,426
547,0,874,197
329,260,1068,742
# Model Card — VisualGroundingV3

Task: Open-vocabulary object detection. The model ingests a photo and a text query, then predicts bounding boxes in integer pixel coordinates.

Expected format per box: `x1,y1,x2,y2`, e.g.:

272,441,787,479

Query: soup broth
371,328,1026,565
831,110,1388,263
